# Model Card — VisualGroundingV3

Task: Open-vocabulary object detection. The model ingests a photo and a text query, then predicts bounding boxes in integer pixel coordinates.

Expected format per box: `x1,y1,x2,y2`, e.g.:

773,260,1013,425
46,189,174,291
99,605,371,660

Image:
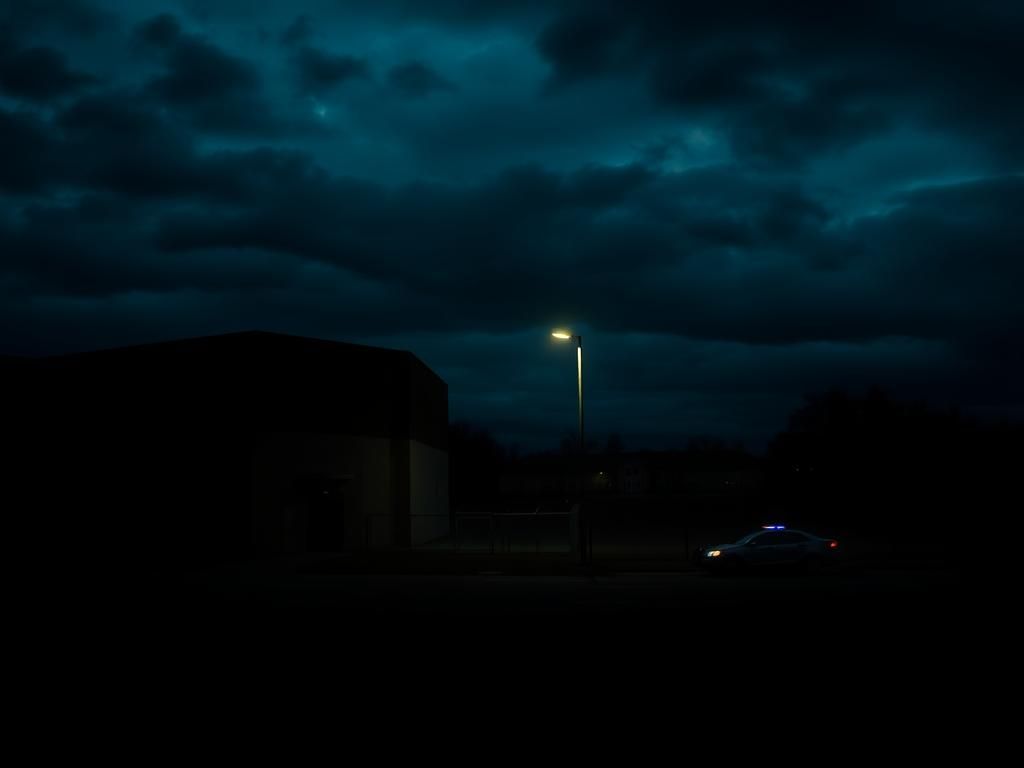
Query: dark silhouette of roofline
14,330,445,387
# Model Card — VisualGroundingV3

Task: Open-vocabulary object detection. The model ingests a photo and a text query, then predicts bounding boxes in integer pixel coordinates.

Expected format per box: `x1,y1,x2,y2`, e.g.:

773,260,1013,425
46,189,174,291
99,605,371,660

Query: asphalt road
127,556,990,681
166,555,968,628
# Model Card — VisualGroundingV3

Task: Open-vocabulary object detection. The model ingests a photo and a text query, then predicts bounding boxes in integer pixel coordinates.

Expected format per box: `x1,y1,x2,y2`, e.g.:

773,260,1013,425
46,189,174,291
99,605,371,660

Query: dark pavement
161,550,969,630
108,550,993,687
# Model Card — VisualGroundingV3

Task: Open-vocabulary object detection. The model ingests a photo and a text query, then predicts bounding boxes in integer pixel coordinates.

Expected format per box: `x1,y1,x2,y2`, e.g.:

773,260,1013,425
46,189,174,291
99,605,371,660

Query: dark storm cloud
280,14,312,47
1,0,1022,448
152,162,661,304
0,108,58,193
387,61,454,98
0,92,218,200
135,13,283,136
0,0,111,37
136,12,182,46
292,46,370,93
92,144,1011,347
536,12,633,85
536,1,1024,165
171,0,558,26
1,192,307,298
56,94,194,194
856,175,1024,327
0,44,95,102
1,93,181,198
2,82,324,202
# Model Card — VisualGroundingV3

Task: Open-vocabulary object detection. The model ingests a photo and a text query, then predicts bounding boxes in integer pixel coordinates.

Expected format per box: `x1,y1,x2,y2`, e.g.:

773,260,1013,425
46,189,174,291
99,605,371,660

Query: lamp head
551,329,573,340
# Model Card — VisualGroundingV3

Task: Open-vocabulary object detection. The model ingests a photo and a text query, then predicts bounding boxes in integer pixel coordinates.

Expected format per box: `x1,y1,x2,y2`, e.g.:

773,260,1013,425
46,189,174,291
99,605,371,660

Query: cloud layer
2,0,1022,449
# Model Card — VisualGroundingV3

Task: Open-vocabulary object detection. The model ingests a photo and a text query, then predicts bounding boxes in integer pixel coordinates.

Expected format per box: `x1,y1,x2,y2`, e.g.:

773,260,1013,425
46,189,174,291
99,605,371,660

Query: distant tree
448,422,508,510
606,433,624,454
764,387,1018,552
559,430,598,454
683,436,751,470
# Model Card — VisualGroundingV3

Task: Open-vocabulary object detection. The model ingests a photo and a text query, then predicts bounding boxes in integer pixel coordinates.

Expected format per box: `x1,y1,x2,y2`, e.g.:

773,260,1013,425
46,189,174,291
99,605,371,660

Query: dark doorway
294,475,348,552
306,490,345,552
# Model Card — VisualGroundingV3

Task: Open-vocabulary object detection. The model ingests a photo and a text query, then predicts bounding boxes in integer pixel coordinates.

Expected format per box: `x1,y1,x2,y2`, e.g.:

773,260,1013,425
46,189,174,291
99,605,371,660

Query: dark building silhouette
5,331,448,569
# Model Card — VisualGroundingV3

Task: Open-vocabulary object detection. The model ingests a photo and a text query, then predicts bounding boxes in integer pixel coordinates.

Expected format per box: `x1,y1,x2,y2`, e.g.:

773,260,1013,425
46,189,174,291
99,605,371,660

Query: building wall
250,433,451,551
10,333,450,559
409,439,450,545
251,432,395,552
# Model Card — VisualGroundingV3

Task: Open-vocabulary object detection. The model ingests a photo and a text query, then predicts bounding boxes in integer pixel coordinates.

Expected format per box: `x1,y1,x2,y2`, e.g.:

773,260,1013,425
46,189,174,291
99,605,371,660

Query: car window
754,531,786,545
779,532,806,544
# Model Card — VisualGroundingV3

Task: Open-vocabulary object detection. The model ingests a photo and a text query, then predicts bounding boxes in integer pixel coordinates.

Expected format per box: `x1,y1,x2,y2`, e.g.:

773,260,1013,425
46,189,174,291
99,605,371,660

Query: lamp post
552,329,587,563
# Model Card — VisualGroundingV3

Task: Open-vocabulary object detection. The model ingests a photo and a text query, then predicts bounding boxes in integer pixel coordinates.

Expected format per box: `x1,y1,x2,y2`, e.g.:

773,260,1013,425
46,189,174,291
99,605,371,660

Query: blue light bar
762,525,786,529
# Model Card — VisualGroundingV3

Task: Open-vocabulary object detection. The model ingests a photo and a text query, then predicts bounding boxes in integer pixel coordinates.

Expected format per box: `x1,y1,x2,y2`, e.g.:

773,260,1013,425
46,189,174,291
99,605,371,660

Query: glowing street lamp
552,329,585,450
552,328,587,562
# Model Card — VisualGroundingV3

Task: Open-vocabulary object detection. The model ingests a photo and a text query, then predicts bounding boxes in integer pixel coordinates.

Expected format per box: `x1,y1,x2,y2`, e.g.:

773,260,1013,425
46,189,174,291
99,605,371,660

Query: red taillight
829,540,838,549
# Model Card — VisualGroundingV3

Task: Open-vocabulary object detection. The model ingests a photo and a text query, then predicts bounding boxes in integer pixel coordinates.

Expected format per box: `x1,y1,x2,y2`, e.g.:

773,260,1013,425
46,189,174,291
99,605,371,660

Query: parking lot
118,550,987,682
164,551,967,627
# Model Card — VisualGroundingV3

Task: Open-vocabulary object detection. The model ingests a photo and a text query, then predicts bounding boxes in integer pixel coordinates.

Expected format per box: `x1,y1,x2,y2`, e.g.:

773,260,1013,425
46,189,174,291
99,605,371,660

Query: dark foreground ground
169,550,965,618
41,548,1000,707
140,550,981,656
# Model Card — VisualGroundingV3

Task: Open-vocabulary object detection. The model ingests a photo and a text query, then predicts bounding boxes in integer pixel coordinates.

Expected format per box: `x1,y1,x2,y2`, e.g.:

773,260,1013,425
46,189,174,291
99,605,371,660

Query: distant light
551,330,573,340
762,525,785,529
707,550,721,557
829,540,839,549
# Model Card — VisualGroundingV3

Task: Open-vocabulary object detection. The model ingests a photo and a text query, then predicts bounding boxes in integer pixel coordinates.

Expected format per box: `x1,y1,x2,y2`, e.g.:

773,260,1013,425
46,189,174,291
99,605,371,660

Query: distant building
5,331,448,566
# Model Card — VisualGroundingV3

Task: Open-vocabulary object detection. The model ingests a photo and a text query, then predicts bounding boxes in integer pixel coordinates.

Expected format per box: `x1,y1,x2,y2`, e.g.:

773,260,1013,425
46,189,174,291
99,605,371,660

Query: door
306,490,345,552
747,531,788,565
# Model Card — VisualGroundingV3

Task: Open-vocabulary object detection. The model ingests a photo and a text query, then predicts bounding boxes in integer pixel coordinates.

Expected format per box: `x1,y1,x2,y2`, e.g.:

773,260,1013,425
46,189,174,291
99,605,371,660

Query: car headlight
707,550,721,557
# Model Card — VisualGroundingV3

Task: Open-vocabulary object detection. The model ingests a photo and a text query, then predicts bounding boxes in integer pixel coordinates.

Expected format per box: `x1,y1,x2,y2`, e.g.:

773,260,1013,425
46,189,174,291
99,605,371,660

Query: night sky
2,0,1022,452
